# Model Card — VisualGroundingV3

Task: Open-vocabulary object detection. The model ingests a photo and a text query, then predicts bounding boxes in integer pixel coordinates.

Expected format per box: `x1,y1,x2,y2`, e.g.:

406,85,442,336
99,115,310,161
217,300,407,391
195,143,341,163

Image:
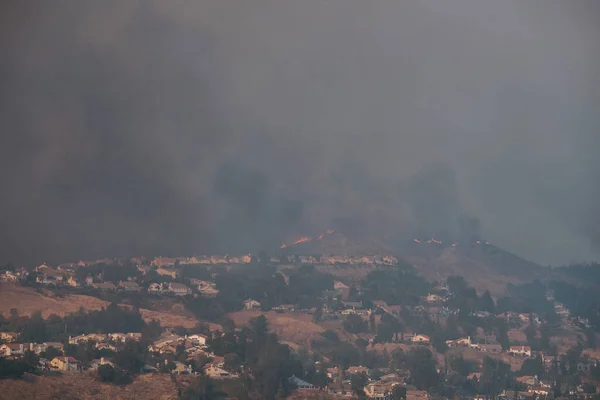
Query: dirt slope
0,373,177,400
0,283,198,328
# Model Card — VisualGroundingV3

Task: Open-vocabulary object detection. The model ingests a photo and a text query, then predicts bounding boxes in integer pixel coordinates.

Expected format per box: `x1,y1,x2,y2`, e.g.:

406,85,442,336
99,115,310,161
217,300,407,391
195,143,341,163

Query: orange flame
280,243,287,249
291,236,312,245
413,239,421,243
318,234,324,240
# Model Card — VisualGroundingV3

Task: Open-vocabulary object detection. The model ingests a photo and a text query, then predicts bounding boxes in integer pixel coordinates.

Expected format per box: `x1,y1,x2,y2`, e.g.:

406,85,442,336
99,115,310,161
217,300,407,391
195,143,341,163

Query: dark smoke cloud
0,1,599,266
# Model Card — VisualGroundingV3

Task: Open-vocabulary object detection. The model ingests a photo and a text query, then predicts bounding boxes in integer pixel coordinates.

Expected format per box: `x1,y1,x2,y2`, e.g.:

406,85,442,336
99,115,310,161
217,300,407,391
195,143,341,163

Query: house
1,271,18,282
288,375,315,389
411,334,431,344
32,342,64,354
472,311,492,319
347,366,370,375
84,276,94,286
197,281,219,297
66,276,80,287
476,344,503,353
510,346,532,357
187,334,207,346
69,333,108,344
95,343,117,352
0,343,25,356
342,301,363,309
372,300,388,309
156,268,178,279
204,363,234,378
119,281,142,292
326,367,340,380
109,333,128,342
50,356,80,372
89,357,116,371
243,299,261,310
0,332,19,342
426,293,444,303
171,361,192,375
126,333,142,341
152,257,177,268
148,282,162,294
364,382,392,400
92,282,116,291
168,282,191,296
446,336,471,348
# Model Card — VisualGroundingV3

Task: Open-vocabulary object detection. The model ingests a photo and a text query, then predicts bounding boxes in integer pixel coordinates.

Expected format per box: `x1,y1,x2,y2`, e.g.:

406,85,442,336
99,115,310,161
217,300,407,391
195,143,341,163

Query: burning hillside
280,230,336,249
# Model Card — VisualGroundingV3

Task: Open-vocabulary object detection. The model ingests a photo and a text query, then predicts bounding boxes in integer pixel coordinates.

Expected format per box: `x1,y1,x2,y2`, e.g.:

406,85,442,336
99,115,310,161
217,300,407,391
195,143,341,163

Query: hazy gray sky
1,1,598,266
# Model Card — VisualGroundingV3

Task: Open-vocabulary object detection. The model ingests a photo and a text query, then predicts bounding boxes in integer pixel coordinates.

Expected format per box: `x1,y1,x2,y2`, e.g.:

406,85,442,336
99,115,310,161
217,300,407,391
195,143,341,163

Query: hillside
0,283,200,328
279,232,546,296
0,373,178,400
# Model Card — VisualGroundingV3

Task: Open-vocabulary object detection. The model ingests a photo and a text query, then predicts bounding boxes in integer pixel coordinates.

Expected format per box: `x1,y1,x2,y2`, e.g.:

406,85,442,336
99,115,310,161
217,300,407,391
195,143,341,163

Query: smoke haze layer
1,1,599,266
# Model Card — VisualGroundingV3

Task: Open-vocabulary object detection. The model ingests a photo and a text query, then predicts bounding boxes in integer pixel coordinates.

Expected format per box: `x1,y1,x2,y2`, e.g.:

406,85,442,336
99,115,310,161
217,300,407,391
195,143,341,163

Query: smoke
0,1,599,266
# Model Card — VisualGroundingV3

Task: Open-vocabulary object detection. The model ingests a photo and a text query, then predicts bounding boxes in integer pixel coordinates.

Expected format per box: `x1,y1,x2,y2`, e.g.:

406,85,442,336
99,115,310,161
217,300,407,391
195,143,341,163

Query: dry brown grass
447,347,525,371
508,328,528,344
228,310,324,346
0,373,178,400
0,283,199,328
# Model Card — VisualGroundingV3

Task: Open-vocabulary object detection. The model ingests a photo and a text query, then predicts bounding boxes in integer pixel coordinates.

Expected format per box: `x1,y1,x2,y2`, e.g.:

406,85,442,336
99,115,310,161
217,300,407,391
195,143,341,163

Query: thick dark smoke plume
0,1,599,266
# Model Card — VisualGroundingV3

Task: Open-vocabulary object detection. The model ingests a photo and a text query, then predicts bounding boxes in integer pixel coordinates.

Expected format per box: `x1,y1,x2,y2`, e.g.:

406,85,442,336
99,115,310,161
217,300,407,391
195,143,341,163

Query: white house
243,299,261,310
0,332,19,342
204,363,234,378
168,282,191,296
288,375,315,389
411,334,431,344
187,334,208,346
510,346,532,357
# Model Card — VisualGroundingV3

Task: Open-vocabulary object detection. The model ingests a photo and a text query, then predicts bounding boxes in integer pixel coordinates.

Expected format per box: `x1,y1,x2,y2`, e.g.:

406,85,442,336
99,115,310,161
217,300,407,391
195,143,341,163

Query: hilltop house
89,357,116,371
92,282,117,291
288,375,315,390
156,268,178,279
0,332,19,342
446,336,471,348
171,361,192,375
204,363,234,378
0,343,25,356
31,342,64,354
148,282,163,294
510,346,532,357
119,281,142,292
475,344,503,353
411,334,431,344
347,366,371,376
187,334,208,346
243,299,261,310
50,356,80,372
168,282,191,296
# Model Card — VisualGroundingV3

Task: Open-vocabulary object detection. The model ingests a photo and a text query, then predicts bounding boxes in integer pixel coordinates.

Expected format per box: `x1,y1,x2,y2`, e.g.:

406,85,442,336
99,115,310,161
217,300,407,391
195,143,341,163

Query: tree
479,357,511,397
343,314,368,334
351,373,368,397
479,291,496,313
406,347,438,390
97,364,116,382
114,340,145,374
519,357,544,377
313,307,323,323
391,385,407,400
42,346,63,361
182,375,223,400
